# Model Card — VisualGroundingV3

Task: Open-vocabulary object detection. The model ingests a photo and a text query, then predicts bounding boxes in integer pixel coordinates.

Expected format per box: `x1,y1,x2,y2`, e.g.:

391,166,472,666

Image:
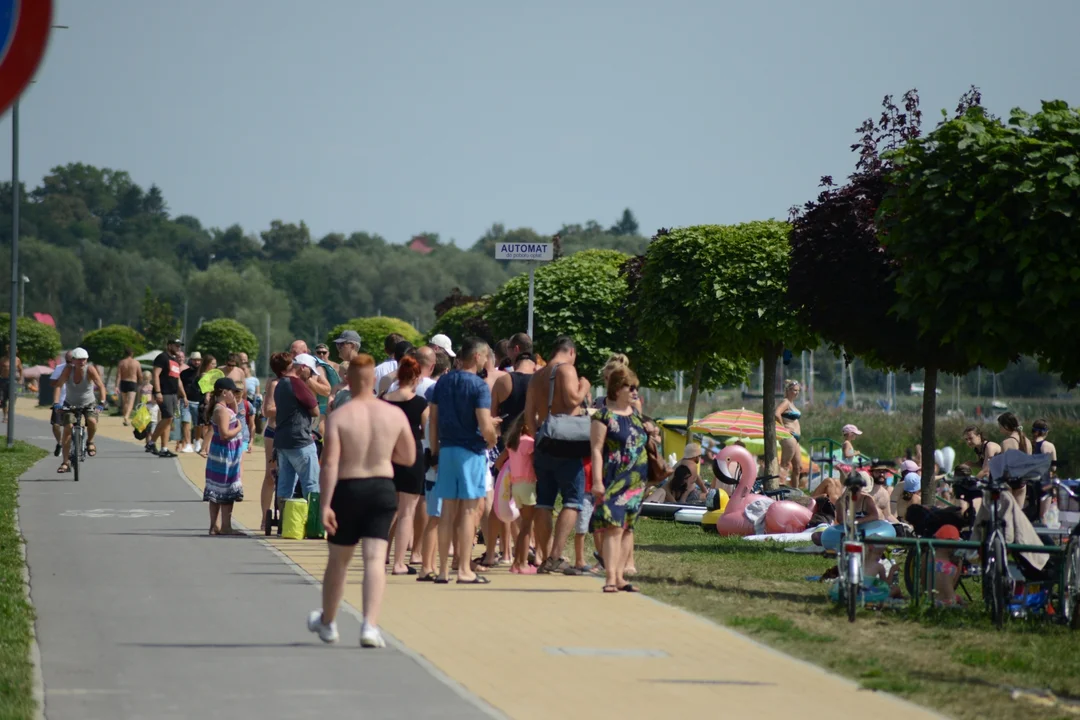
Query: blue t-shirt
430,370,491,455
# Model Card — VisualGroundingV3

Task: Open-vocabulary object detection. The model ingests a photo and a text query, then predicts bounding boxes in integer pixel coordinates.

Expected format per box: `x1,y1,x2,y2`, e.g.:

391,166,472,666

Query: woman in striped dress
205,377,244,535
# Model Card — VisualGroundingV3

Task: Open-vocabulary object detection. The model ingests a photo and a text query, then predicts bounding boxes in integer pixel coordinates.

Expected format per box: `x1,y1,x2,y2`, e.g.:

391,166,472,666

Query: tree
190,319,259,365
260,220,311,263
635,223,812,476
608,208,640,236
324,317,423,364
428,301,492,346
486,249,668,387
1,314,62,366
79,325,146,369
186,265,292,356
139,288,181,350
882,100,1080,384
789,90,978,492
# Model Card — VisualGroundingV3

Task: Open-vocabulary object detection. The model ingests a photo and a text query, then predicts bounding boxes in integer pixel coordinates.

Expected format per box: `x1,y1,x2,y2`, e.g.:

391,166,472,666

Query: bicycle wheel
983,531,1007,628
847,553,861,623
1061,535,1080,630
72,425,82,483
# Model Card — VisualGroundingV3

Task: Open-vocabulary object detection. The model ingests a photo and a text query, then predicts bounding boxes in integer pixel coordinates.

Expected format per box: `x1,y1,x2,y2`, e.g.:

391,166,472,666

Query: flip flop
416,573,437,582
392,567,418,576
602,585,619,593
433,577,450,585
456,576,491,585
618,584,639,593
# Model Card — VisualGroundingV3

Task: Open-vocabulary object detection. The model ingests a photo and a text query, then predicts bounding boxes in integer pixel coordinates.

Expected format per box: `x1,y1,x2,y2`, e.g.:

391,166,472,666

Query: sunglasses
315,350,329,356
625,384,639,392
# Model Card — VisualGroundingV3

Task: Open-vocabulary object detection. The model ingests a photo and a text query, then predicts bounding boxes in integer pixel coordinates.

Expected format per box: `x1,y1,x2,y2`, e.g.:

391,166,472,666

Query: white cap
292,353,317,372
71,347,89,360
430,334,456,357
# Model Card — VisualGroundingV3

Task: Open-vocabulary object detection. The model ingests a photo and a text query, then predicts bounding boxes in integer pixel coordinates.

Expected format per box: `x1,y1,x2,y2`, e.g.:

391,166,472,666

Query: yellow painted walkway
21,405,942,720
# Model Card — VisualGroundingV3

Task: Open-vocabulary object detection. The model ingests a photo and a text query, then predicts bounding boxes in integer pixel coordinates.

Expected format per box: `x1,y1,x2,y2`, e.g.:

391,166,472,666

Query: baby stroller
264,430,323,536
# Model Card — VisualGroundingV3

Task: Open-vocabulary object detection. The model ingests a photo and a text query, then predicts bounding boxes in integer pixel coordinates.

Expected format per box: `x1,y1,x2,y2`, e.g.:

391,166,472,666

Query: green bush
0,314,62,366
190,319,258,365
427,301,492,347
325,317,422,364
79,325,146,368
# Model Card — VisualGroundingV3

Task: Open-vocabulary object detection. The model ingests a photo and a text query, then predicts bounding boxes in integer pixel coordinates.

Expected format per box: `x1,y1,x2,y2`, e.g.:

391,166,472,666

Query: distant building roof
407,235,435,255
33,312,55,327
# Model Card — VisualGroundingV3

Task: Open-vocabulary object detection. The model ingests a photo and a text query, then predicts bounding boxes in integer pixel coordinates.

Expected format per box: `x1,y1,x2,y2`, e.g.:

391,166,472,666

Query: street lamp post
7,24,68,448
19,275,28,317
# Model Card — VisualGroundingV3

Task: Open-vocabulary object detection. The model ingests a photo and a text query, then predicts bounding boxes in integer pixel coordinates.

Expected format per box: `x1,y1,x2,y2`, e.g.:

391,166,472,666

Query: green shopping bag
305,492,325,539
281,498,308,540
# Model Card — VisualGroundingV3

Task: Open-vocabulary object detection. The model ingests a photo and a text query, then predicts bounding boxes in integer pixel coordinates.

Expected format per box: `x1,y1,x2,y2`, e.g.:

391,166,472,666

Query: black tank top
499,372,531,422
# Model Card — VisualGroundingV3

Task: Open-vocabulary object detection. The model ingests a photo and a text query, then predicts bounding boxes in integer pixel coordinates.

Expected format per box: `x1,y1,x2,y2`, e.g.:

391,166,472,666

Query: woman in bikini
775,380,803,487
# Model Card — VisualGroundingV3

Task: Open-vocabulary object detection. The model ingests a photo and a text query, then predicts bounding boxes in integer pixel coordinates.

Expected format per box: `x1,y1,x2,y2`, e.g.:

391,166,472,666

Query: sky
1,0,1077,249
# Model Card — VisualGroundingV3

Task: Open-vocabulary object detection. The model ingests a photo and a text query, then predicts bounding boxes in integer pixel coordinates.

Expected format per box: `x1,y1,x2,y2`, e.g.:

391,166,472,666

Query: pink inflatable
715,445,813,536
493,463,519,523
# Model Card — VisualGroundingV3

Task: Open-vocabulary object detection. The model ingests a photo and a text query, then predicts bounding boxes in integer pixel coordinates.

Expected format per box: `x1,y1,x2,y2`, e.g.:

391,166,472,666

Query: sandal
593,551,605,569
602,585,619,593
456,576,491,585
57,462,70,474
87,443,97,457
416,573,437,582
618,584,639,593
392,566,418,576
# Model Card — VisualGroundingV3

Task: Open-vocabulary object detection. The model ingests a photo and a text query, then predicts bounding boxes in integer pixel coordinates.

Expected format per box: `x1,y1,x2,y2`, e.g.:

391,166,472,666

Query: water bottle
1045,499,1060,529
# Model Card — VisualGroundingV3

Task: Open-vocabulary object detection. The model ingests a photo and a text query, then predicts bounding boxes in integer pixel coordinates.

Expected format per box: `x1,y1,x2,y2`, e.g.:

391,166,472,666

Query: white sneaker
307,610,339,644
181,444,195,454
360,625,386,648
194,440,203,454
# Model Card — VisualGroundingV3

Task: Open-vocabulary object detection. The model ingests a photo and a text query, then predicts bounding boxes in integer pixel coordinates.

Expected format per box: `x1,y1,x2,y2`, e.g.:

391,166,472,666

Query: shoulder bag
535,363,593,459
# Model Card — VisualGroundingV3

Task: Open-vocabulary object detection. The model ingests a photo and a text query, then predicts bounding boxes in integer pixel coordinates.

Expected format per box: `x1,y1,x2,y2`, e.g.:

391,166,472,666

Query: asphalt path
17,415,493,720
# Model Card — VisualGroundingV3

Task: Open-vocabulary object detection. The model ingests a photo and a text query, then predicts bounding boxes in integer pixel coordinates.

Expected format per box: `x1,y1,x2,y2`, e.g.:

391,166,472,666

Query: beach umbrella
690,408,793,440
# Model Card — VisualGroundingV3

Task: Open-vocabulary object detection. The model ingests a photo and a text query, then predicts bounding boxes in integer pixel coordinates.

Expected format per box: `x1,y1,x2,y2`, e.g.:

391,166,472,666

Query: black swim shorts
327,477,398,546
119,380,138,394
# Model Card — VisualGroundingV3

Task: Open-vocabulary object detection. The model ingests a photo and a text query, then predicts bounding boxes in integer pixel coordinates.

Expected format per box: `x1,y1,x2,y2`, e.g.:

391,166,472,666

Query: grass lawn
627,518,1080,720
0,443,48,720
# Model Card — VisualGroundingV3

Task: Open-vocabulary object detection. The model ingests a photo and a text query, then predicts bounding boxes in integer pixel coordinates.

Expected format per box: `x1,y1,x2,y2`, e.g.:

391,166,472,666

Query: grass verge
628,518,1080,720
0,443,48,720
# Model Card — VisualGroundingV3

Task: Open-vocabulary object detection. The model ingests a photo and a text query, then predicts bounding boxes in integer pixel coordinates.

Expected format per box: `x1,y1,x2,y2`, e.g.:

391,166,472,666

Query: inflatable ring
493,464,519,523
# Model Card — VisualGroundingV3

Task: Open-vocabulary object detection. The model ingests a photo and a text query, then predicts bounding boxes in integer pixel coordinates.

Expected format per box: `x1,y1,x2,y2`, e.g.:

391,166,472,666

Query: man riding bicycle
52,347,107,474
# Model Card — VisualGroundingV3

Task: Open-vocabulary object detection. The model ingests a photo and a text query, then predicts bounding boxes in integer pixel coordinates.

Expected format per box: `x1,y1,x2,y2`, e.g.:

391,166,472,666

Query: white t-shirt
373,359,398,394
387,375,436,397
49,363,67,405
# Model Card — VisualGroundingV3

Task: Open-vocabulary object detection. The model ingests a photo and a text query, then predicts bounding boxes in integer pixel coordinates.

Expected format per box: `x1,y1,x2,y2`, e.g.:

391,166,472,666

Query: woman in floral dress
590,366,648,593
204,377,244,535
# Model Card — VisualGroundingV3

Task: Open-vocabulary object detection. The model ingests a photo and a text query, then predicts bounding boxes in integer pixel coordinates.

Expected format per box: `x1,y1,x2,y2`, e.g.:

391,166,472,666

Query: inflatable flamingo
493,463,519,523
715,445,813,536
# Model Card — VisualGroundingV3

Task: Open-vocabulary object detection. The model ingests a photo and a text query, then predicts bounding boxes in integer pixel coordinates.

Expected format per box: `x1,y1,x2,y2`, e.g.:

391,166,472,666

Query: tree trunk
762,342,780,490
921,365,938,498
685,362,703,438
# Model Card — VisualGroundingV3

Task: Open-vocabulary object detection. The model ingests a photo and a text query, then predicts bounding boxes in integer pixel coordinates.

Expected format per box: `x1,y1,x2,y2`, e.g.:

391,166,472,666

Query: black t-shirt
274,377,317,450
180,367,200,400
154,351,181,395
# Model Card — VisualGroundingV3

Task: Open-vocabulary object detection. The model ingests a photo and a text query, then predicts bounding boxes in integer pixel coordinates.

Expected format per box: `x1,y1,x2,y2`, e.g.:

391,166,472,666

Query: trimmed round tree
635,222,814,475
190,319,258,365
79,325,147,369
485,249,667,386
427,300,493,347
0,314,62,365
325,317,423,364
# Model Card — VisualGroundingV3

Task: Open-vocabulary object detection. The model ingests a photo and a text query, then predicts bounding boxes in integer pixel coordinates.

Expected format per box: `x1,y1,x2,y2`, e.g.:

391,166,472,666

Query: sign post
2,0,55,447
495,241,553,340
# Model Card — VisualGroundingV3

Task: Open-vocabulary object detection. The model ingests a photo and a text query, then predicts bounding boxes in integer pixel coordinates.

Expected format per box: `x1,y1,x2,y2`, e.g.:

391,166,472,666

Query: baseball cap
190,351,202,360
903,472,922,493
167,337,183,346
335,329,362,346
292,353,318,372
900,459,919,474
214,377,239,392
430,333,456,357
71,347,89,360
934,524,960,541
841,423,863,435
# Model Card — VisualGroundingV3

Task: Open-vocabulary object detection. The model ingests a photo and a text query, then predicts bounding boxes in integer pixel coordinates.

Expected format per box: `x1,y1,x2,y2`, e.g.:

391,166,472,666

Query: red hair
396,355,421,388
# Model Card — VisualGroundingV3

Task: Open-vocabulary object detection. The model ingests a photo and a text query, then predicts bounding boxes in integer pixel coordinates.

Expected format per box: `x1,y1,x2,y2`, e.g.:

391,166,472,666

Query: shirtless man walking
0,346,23,424
307,355,415,648
118,348,141,426
524,336,591,572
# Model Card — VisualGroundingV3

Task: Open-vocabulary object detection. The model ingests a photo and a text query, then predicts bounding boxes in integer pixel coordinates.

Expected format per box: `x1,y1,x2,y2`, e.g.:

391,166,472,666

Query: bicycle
1051,479,1080,628
836,471,867,622
62,404,98,483
976,469,1031,628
